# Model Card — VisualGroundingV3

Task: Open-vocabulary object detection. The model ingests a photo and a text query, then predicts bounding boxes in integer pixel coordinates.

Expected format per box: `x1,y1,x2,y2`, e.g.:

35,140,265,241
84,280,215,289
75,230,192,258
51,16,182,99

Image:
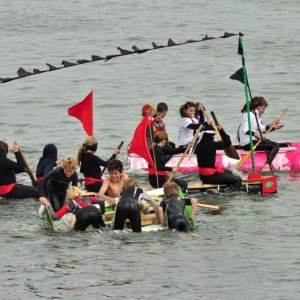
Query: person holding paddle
148,131,188,193
0,141,39,199
178,101,206,150
238,97,284,171
77,136,121,192
195,124,242,191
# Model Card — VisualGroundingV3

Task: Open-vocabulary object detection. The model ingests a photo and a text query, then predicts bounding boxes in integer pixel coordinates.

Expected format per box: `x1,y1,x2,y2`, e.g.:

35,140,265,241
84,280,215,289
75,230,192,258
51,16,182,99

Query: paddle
165,124,203,184
237,108,288,168
150,195,220,210
99,141,124,177
210,111,240,160
19,149,38,187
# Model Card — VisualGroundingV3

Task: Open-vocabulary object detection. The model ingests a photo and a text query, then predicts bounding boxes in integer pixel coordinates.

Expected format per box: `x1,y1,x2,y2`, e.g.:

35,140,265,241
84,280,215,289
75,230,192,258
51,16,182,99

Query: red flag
68,90,93,136
128,116,155,169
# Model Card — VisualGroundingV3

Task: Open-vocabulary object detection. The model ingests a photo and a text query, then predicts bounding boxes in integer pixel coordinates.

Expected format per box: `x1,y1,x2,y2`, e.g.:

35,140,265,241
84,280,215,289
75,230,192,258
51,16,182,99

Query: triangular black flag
230,67,244,84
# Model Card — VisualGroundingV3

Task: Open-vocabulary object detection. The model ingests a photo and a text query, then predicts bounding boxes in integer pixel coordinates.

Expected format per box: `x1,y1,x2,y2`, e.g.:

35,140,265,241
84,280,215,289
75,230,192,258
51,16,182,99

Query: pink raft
127,142,300,172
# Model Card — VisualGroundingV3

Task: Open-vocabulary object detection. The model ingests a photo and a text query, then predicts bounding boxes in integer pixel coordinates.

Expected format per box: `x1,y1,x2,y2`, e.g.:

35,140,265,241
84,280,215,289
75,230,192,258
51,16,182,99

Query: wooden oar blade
224,146,240,160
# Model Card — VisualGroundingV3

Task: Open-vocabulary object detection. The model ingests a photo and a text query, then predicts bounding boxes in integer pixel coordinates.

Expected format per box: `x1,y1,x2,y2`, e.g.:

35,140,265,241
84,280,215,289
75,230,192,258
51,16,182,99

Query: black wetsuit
195,128,242,190
148,145,187,193
80,152,116,192
160,194,192,232
0,151,38,199
48,196,106,231
113,186,157,232
39,166,78,212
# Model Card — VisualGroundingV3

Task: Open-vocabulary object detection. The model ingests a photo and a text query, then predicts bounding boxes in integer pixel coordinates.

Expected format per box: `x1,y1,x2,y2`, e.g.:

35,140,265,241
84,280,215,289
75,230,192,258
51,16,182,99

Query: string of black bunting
0,32,239,84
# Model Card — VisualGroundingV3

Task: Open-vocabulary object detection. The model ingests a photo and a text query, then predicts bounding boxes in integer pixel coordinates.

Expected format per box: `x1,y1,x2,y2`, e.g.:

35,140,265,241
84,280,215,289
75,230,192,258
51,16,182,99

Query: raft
128,141,300,172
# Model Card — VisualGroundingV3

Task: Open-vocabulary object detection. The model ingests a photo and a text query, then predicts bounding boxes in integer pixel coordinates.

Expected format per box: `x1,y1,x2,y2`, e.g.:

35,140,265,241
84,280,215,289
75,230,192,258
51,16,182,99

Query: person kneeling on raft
40,186,106,231
112,178,157,233
157,182,197,232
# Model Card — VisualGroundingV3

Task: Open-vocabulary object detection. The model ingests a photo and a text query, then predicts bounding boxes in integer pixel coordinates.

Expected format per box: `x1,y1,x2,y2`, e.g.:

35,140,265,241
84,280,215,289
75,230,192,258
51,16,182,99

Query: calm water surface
1,0,300,299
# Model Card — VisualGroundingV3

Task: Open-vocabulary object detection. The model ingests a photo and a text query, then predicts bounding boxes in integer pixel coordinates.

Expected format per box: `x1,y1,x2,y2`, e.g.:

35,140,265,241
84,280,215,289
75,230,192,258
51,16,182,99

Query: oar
237,108,288,168
19,149,38,187
165,124,203,184
99,141,124,177
210,111,240,160
150,195,220,210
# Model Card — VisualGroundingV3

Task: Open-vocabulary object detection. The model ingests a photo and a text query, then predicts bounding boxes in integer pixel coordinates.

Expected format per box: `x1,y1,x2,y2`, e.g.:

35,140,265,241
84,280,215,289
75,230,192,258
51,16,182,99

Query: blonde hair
66,186,81,200
62,156,78,170
123,178,139,190
163,182,179,197
77,136,98,166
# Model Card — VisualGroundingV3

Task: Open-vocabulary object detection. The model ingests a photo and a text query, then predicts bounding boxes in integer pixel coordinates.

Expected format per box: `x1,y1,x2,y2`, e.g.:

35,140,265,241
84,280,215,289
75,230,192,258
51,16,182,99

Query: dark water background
1,0,300,299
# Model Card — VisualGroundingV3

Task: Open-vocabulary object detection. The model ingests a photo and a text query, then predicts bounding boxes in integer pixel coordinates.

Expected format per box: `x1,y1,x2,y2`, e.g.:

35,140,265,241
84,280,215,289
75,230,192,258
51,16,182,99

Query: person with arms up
77,136,120,192
195,123,242,191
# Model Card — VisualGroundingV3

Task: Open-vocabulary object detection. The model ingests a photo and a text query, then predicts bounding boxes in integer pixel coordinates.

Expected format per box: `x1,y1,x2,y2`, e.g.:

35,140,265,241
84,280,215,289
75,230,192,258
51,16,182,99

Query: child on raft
0,140,39,199
148,131,188,193
39,156,78,212
77,136,120,193
238,96,284,172
112,178,157,232
36,143,60,184
157,182,197,232
178,101,207,150
98,159,128,207
40,186,106,231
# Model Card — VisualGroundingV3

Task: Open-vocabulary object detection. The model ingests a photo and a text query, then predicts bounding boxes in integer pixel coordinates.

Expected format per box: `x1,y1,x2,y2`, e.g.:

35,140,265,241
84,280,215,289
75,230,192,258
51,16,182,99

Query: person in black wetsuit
36,144,59,184
40,186,106,231
113,178,157,232
0,140,38,199
148,131,188,193
195,123,242,191
39,156,78,212
158,182,197,232
77,136,120,192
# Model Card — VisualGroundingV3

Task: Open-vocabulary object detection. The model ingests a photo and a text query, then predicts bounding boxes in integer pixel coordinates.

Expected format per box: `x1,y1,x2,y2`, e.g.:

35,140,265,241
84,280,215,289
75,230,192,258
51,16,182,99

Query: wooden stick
237,108,288,167
99,141,124,177
197,203,220,210
150,194,220,210
19,149,38,187
165,124,203,184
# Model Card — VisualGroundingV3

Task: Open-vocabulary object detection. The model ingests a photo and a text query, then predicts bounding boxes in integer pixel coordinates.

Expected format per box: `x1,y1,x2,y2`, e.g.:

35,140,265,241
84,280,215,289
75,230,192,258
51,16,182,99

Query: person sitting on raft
113,178,157,233
0,140,39,199
98,159,128,207
39,156,78,212
178,101,206,150
148,131,188,193
77,136,120,193
238,96,284,172
195,123,242,191
40,186,106,231
36,144,60,184
157,182,197,232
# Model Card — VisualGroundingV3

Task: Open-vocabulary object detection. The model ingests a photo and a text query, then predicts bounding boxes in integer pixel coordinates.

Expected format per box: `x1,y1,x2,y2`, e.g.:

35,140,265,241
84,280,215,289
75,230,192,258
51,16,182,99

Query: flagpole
239,34,256,172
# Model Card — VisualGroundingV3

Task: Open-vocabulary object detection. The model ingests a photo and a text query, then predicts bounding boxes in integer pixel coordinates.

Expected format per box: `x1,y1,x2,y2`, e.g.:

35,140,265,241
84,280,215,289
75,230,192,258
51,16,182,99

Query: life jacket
148,168,168,176
69,196,89,214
